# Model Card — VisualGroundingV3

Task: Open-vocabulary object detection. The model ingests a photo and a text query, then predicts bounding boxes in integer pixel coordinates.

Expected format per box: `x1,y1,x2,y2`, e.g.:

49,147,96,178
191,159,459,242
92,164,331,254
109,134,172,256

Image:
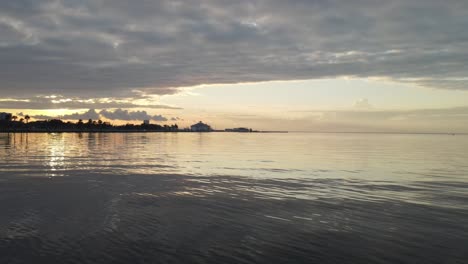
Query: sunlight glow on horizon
2,78,468,132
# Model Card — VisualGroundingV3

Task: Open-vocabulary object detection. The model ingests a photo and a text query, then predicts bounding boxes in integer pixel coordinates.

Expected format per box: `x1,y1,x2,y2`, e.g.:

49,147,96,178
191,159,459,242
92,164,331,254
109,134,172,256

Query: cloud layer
1,0,467,101
32,109,100,120
0,96,181,109
31,108,169,122
223,105,468,132
100,109,167,121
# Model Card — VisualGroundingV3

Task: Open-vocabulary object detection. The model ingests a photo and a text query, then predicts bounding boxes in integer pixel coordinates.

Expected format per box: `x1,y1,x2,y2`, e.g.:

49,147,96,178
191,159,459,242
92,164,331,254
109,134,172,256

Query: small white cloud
353,98,373,109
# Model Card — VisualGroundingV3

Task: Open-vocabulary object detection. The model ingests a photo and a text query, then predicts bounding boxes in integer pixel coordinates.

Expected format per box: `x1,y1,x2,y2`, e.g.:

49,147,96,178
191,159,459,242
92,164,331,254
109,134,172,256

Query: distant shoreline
288,131,465,135
0,130,288,134
0,119,286,134
1,130,464,135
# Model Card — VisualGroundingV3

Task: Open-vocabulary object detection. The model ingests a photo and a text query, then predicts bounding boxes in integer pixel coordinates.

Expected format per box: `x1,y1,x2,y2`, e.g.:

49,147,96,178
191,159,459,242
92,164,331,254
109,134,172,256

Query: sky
1,0,468,132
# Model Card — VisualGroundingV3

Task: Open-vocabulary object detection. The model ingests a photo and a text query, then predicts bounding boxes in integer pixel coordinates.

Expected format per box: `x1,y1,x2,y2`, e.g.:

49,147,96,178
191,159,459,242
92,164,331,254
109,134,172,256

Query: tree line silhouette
0,116,180,132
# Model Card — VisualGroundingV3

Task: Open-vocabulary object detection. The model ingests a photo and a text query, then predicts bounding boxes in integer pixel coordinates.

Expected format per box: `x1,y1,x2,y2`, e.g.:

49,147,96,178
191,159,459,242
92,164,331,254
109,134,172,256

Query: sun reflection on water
45,133,66,177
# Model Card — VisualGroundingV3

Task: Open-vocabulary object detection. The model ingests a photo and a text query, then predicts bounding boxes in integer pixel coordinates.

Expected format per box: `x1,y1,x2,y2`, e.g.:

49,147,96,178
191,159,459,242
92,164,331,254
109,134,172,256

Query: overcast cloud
0,0,467,104
0,96,181,109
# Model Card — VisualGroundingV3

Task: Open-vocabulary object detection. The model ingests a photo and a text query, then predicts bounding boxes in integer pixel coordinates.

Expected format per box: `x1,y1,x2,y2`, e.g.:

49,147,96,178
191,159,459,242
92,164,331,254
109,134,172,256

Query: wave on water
1,133,468,263
0,173,467,263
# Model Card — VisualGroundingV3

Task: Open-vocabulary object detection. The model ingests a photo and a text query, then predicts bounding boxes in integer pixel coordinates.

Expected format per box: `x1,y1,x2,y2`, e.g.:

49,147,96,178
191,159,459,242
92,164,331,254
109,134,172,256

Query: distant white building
143,120,150,125
191,121,212,132
0,112,12,121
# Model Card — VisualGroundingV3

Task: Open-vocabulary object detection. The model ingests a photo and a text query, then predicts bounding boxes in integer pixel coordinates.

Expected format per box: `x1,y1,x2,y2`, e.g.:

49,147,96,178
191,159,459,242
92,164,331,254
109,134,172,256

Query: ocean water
0,132,467,263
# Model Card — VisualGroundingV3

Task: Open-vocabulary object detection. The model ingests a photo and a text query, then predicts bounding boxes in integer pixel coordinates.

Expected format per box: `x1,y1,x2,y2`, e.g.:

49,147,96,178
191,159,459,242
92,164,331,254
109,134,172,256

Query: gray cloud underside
0,97,181,109
1,0,468,99
32,109,100,121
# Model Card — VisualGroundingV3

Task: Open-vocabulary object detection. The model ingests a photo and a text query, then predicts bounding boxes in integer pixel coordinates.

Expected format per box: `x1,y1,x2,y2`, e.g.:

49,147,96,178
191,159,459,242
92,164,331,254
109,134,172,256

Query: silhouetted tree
25,115,30,123
11,116,17,122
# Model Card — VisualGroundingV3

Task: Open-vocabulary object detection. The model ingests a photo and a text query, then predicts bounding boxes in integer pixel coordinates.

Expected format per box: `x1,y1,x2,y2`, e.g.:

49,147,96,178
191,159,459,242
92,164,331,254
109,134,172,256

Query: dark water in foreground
0,133,467,263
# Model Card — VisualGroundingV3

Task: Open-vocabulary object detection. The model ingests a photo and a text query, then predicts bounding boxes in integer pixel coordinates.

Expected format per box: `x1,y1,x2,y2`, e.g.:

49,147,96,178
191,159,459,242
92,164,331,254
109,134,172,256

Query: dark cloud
1,0,468,102
31,108,169,122
58,108,100,120
32,109,100,121
99,109,168,121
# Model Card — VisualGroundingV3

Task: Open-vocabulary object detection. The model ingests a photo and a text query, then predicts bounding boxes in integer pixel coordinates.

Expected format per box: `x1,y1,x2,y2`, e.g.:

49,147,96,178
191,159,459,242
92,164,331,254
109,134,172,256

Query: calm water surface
0,132,467,263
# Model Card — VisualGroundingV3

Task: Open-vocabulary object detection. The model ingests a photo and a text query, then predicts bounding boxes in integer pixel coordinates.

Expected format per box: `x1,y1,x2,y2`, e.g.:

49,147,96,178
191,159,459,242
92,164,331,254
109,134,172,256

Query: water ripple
0,133,467,263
